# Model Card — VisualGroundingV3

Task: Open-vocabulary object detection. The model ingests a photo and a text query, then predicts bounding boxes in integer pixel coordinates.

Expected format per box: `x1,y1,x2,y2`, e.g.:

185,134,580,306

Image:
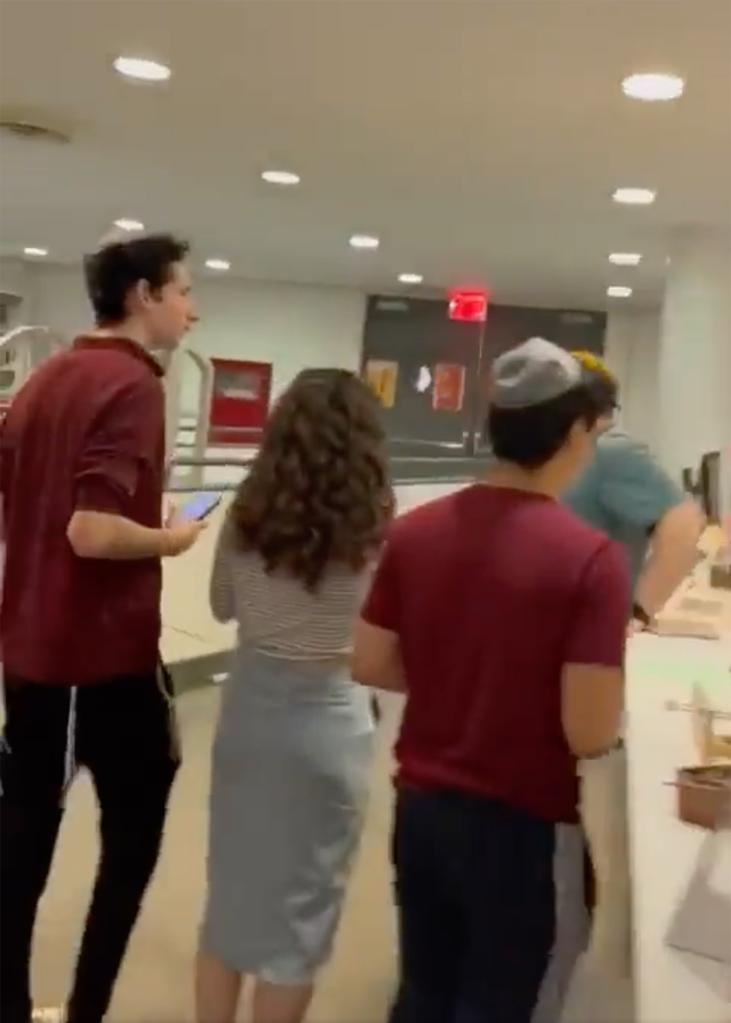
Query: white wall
604,308,662,451
10,262,367,409
5,259,672,460
0,259,33,325
656,230,731,481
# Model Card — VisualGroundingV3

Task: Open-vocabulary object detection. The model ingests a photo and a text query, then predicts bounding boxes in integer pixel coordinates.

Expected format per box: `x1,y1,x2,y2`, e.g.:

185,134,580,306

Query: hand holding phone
160,492,221,557
164,519,207,557
178,492,222,523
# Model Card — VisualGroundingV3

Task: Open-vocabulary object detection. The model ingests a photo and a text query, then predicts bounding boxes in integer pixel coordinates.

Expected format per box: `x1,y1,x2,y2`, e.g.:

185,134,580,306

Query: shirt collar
72,335,164,378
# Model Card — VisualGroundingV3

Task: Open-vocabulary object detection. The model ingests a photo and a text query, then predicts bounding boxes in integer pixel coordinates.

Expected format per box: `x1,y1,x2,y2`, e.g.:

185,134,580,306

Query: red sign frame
208,358,272,446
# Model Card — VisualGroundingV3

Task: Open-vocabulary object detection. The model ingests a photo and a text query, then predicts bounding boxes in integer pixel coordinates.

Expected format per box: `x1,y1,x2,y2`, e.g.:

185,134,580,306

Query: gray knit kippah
491,337,582,409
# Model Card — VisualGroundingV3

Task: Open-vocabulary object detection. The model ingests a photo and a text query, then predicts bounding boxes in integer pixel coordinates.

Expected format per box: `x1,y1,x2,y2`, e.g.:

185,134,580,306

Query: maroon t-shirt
362,485,630,822
0,336,165,685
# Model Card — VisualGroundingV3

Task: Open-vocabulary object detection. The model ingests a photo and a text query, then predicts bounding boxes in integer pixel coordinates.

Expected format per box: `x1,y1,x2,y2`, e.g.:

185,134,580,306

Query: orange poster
365,360,399,409
433,363,465,412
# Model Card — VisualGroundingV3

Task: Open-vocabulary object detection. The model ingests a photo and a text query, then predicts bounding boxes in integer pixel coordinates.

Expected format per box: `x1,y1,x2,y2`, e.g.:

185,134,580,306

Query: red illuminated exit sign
448,289,489,323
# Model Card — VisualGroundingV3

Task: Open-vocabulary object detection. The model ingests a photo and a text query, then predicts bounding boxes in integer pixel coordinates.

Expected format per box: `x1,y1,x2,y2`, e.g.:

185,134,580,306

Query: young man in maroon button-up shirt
0,234,204,1023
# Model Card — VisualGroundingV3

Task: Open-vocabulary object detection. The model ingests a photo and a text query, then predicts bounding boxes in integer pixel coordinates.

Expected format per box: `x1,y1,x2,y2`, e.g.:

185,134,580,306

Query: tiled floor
29,686,634,1022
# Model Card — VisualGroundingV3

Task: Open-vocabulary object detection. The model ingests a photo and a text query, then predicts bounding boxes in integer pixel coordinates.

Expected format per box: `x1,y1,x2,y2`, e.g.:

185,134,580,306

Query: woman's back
209,367,392,664
200,370,391,1016
210,529,369,661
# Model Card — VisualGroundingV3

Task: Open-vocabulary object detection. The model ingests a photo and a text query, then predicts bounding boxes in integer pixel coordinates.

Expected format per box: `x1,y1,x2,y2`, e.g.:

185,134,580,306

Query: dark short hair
84,233,190,325
571,351,619,415
488,384,600,469
582,370,618,416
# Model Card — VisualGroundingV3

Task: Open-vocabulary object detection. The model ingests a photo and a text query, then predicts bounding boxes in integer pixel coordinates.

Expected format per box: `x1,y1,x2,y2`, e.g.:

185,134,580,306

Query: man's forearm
351,651,407,692
635,500,705,615
359,669,407,694
67,510,172,560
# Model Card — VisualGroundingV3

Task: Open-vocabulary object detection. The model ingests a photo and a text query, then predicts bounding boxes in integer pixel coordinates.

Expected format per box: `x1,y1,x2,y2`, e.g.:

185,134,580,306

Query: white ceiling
1,0,730,310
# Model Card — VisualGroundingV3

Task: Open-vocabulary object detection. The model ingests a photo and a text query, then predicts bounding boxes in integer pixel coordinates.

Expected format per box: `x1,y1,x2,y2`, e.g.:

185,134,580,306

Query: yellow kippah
570,350,617,386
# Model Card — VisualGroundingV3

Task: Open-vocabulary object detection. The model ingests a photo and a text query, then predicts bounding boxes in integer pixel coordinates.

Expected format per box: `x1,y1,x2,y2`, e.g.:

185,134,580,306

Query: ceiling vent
375,299,410,313
0,109,72,145
559,311,596,325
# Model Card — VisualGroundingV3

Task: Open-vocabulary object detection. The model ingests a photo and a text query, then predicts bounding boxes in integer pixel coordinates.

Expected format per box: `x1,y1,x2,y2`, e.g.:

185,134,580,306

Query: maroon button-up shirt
0,336,166,685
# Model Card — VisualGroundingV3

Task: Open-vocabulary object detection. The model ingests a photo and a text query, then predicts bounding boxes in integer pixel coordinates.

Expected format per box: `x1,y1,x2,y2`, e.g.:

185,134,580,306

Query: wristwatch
632,601,651,628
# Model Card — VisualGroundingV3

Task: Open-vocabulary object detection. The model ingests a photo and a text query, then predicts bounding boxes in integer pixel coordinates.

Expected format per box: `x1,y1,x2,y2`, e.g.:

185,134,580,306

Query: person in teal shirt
565,352,703,628
564,350,704,982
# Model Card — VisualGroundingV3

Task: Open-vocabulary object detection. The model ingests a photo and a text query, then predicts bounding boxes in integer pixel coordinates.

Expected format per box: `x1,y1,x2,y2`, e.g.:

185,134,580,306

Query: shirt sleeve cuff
75,477,129,514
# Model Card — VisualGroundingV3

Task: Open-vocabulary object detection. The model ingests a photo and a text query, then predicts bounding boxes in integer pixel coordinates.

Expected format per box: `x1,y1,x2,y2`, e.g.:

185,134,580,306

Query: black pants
389,787,588,1023
0,670,180,1023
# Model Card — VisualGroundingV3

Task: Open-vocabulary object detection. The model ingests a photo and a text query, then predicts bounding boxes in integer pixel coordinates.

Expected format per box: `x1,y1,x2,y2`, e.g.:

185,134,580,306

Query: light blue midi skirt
200,650,375,984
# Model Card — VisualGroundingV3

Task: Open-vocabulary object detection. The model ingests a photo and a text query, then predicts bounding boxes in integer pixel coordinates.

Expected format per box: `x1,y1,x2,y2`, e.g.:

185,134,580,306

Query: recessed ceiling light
349,234,380,250
205,258,231,271
398,273,424,285
612,187,656,206
114,218,145,232
607,285,633,298
622,72,685,102
608,252,642,266
113,56,171,82
23,246,48,257
261,169,301,186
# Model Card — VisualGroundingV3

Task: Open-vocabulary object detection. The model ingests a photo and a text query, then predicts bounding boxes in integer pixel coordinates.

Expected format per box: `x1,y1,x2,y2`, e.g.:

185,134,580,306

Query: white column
622,311,661,451
657,229,731,482
604,310,634,396
605,309,662,450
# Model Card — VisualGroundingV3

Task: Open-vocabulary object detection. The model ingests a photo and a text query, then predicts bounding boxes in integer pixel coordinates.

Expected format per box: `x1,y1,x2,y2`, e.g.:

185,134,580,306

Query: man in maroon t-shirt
0,234,204,1023
353,338,630,1023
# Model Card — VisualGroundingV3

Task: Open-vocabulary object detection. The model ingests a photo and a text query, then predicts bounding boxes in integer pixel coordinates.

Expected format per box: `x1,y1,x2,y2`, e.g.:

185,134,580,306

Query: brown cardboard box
677,766,731,830
710,563,731,591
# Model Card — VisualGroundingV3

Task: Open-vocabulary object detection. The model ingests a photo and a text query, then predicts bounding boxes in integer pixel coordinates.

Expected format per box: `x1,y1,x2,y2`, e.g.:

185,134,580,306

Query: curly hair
229,369,394,590
571,350,619,414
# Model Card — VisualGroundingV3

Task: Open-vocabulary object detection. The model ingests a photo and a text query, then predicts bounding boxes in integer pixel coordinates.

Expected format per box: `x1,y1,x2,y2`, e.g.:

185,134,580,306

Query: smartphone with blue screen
178,492,222,523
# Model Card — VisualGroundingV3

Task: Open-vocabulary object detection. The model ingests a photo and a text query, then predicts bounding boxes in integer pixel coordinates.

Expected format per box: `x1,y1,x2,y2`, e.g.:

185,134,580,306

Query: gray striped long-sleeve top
209,519,372,661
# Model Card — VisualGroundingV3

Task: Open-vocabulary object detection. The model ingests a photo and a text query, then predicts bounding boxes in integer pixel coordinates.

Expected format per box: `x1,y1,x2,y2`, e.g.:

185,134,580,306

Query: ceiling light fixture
205,258,231,271
398,273,423,285
113,56,171,82
261,169,301,186
23,246,48,257
114,218,145,232
607,285,633,298
612,187,656,206
622,72,685,102
349,234,380,250
608,252,642,266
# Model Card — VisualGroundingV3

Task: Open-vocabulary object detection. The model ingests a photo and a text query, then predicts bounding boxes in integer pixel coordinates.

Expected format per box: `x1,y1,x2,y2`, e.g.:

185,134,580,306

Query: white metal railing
184,349,214,487
0,325,67,410
158,346,215,487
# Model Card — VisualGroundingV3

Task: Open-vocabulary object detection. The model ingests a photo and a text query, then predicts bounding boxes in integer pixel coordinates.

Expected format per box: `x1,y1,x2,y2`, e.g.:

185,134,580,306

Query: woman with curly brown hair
195,369,393,1023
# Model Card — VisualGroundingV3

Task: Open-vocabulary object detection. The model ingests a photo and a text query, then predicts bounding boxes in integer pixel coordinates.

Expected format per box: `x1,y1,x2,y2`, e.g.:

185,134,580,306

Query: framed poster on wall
364,359,399,409
209,358,272,445
433,363,466,412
